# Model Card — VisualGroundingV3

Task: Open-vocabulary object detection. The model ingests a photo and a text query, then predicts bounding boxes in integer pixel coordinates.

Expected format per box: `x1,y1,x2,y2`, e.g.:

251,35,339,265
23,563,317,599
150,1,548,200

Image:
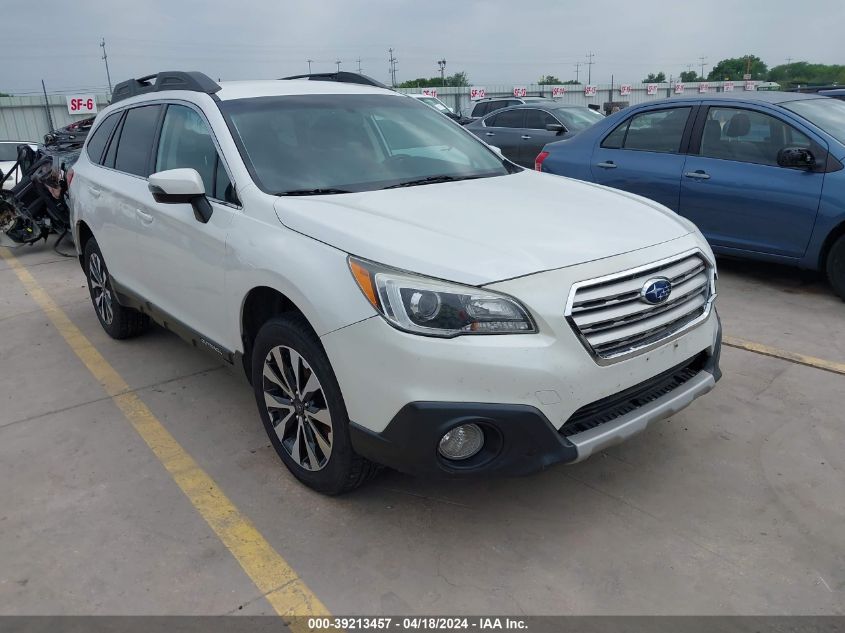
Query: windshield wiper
275,188,353,196
382,175,481,189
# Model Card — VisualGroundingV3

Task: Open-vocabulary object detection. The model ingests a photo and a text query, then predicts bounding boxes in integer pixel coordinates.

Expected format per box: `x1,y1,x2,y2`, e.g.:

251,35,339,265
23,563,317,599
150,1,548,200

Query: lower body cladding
320,237,723,478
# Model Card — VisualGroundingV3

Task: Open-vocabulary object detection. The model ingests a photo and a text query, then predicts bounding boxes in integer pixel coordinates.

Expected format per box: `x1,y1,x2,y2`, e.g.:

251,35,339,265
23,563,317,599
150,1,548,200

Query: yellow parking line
723,335,845,377
0,247,328,626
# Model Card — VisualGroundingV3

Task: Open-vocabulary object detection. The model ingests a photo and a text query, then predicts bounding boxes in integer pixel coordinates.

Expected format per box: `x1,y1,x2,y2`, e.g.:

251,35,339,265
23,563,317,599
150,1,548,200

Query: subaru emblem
641,277,672,305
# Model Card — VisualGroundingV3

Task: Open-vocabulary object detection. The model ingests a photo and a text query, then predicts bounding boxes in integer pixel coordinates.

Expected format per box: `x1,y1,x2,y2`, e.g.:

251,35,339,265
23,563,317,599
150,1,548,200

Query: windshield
0,143,23,161
418,97,451,113
782,98,845,146
221,94,510,194
553,107,604,133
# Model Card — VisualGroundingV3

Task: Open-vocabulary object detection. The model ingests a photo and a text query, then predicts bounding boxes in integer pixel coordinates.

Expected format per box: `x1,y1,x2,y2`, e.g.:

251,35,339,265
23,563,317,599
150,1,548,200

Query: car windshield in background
782,98,845,146
418,97,450,113
553,107,605,132
0,144,22,161
221,94,509,194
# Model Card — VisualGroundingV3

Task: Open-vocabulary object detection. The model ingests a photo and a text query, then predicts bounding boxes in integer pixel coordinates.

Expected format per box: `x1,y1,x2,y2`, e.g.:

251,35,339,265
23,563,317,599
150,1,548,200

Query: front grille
560,352,706,437
566,251,713,361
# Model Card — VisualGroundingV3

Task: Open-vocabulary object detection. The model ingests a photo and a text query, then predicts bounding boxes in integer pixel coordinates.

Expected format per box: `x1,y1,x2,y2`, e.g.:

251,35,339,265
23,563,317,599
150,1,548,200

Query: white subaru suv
70,71,722,494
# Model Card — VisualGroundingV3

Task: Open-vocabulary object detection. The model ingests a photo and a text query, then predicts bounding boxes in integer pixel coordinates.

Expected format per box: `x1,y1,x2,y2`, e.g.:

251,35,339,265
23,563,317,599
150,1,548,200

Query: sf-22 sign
66,95,98,115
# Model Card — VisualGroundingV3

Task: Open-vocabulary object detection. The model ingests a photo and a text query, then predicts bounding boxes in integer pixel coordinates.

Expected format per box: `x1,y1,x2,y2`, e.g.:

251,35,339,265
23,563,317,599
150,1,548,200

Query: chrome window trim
563,248,717,366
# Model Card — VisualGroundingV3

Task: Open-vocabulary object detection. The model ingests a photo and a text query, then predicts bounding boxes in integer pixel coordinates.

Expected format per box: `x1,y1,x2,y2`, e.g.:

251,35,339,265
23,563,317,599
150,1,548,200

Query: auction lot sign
470,86,486,100
512,86,527,98
674,82,685,94
619,84,632,96
646,83,658,95
584,85,597,97
66,95,97,115
421,88,437,97
551,86,566,97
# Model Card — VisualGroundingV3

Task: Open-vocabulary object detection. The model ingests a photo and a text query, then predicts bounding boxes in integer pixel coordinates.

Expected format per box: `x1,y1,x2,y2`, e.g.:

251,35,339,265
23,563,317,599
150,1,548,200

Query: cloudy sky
5,0,844,95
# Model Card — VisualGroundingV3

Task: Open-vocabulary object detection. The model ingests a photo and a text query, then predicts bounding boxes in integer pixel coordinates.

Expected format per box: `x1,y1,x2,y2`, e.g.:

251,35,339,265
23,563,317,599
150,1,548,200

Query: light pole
335,60,342,72
307,59,313,73
437,59,447,86
100,37,113,96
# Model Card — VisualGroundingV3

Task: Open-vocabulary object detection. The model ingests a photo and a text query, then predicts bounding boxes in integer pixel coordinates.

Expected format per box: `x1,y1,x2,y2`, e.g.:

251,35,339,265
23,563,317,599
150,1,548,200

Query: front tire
826,235,845,300
83,238,151,339
251,315,379,494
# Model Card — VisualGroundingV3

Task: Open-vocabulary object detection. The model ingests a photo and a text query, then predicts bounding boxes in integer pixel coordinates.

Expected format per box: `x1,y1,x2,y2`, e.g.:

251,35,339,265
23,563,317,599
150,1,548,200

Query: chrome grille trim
564,249,716,365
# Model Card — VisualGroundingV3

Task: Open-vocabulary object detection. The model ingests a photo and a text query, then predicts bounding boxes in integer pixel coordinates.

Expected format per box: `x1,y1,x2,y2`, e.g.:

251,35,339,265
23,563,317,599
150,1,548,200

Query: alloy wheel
262,345,333,471
88,252,114,325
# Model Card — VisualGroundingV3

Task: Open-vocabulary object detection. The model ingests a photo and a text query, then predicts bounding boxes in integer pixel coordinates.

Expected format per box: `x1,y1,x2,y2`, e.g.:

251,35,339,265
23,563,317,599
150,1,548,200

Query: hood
273,170,690,286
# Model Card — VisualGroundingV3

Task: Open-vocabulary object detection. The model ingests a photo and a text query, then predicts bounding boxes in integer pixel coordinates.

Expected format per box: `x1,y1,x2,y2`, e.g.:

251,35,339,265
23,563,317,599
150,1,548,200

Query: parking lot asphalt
1,242,843,616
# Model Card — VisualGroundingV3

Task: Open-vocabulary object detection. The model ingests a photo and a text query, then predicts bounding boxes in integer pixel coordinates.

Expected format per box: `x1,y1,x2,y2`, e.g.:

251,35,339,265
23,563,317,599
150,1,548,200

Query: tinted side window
155,105,220,196
524,109,557,130
486,101,508,116
114,105,162,177
601,120,628,149
494,109,526,129
85,112,120,164
614,107,691,153
699,106,814,167
471,102,489,117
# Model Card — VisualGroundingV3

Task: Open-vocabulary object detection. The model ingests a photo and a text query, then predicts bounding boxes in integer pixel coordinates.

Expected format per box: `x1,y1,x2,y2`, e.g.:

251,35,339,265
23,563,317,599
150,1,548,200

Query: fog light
438,423,484,460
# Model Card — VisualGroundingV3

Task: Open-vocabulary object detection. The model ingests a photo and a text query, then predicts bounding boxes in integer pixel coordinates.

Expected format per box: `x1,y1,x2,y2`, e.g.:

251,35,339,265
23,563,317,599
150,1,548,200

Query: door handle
88,186,101,198
484,132,495,137
596,161,617,169
684,170,711,180
521,135,532,140
136,209,154,224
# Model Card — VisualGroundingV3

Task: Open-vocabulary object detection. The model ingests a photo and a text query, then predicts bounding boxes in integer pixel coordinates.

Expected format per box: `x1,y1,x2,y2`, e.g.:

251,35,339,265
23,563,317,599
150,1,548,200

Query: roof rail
280,71,391,90
112,71,222,103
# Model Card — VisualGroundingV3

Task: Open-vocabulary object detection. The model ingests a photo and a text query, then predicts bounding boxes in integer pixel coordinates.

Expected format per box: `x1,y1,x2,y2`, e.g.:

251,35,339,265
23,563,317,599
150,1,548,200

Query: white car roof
216,79,399,101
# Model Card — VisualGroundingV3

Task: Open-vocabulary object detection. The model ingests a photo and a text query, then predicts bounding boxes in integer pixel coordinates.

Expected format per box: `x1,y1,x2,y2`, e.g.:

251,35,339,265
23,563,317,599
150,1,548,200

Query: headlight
348,256,537,337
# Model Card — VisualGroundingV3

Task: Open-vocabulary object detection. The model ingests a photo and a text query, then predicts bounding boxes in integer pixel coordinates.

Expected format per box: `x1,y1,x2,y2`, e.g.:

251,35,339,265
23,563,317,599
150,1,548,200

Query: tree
707,55,768,81
562,79,581,85
769,61,845,87
398,71,469,88
643,72,666,83
679,70,699,83
538,75,562,85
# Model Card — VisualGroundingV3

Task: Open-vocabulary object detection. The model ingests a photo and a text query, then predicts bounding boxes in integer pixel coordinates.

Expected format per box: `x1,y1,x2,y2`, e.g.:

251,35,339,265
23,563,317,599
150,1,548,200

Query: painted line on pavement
0,247,328,626
723,335,845,377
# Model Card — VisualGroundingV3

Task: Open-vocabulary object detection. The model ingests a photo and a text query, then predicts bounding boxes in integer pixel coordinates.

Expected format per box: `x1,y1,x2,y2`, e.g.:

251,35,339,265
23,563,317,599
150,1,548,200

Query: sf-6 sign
66,95,98,115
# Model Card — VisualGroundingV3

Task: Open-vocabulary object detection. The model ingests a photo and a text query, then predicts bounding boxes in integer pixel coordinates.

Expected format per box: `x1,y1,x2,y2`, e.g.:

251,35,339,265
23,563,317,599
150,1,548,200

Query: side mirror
148,168,213,223
545,123,565,134
777,147,816,170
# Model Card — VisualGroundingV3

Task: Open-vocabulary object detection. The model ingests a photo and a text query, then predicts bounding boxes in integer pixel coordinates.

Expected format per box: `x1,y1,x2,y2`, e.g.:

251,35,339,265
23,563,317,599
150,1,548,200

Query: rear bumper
350,317,721,477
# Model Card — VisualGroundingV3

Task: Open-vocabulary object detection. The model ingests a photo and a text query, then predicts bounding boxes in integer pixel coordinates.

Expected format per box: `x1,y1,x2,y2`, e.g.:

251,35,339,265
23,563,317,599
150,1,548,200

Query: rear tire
251,315,379,494
83,237,151,339
826,235,845,300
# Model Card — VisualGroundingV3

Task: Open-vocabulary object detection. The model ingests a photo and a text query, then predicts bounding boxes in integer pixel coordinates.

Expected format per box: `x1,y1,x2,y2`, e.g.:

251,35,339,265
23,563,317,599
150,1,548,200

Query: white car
70,71,722,494
407,93,463,121
1,141,38,189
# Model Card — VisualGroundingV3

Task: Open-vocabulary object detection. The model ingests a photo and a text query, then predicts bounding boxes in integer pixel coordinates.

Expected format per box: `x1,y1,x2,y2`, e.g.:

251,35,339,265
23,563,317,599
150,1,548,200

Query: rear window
114,105,162,177
85,112,121,164
0,143,23,161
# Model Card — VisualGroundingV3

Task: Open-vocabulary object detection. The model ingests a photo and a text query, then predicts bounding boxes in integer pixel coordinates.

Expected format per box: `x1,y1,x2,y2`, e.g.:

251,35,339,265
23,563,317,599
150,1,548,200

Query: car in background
44,117,95,150
466,104,604,167
468,96,555,121
536,92,845,298
0,141,39,190
819,89,845,102
407,93,471,124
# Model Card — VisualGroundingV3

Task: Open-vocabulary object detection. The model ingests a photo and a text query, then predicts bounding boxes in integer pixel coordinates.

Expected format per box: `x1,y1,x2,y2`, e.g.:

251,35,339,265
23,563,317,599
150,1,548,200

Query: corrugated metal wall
395,81,749,117
0,94,110,142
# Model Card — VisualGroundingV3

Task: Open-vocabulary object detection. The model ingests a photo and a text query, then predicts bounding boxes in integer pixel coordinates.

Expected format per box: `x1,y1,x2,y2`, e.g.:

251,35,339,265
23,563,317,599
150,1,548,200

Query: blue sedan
536,92,845,298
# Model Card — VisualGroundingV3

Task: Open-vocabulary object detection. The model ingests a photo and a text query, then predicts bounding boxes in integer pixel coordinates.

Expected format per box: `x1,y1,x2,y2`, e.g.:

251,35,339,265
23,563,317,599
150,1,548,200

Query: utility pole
335,60,342,72
307,59,313,73
357,57,363,74
388,48,398,87
41,79,54,132
698,55,707,79
585,52,595,85
437,59,447,86
100,37,113,96
573,61,582,84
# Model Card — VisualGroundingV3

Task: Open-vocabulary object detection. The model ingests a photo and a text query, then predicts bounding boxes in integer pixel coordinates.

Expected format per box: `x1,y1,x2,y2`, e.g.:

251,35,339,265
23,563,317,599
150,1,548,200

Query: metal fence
0,80,758,141
395,81,755,116
0,94,111,142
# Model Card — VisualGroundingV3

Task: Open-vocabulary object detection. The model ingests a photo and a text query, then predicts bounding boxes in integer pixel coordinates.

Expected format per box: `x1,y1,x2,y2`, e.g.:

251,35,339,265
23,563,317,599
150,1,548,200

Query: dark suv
469,97,555,120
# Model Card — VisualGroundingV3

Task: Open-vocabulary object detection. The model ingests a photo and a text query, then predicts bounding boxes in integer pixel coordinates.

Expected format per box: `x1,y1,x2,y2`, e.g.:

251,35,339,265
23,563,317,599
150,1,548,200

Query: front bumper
349,319,721,477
